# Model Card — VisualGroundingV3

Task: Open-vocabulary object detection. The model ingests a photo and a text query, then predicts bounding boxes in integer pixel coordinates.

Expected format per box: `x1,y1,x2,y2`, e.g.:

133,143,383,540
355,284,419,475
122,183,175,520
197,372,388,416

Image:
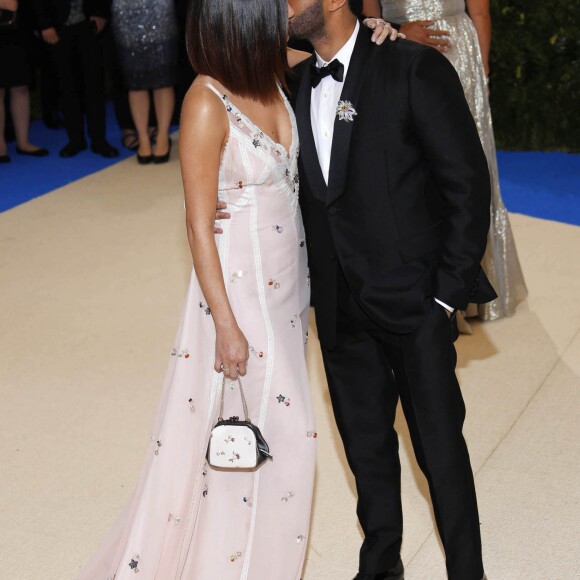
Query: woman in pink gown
75,0,315,577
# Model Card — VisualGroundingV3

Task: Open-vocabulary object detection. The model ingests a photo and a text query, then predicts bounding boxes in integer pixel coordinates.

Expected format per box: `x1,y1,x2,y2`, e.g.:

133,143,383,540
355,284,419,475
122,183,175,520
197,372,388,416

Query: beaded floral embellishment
336,100,357,122
249,346,264,358
252,132,264,148
128,554,140,573
230,270,244,283
171,348,190,358
277,394,291,406
199,301,211,315
202,465,208,497
222,95,232,113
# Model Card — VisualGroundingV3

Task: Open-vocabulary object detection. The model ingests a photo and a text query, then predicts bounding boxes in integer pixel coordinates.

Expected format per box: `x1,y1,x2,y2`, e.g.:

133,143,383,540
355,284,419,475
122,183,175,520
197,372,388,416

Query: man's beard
289,0,326,42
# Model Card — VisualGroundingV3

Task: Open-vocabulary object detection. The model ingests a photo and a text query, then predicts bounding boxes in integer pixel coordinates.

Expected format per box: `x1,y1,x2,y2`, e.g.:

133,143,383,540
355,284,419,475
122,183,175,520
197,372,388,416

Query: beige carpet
1,149,579,580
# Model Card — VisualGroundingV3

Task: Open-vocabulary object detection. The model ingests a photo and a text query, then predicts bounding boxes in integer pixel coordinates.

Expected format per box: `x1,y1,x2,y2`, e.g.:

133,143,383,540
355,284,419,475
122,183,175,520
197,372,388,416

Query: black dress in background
110,0,178,91
0,4,33,89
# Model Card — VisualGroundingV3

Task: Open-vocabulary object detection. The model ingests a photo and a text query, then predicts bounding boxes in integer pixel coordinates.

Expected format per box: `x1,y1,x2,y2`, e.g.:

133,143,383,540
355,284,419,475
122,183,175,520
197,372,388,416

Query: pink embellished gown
76,82,316,579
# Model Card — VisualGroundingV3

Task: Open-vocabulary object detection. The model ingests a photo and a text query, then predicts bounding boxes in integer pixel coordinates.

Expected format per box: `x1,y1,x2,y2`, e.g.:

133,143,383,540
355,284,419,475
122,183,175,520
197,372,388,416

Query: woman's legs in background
10,85,44,153
152,86,174,156
128,89,152,157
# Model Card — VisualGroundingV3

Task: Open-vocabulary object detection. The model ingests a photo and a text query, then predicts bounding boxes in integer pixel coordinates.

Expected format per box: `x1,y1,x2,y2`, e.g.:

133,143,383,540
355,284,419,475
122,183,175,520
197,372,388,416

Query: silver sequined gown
111,0,178,90
381,0,528,320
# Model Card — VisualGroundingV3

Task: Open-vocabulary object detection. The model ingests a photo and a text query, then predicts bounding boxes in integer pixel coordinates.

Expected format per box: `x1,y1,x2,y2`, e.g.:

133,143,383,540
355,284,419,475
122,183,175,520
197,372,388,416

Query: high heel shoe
137,153,153,165
153,138,172,164
137,143,153,164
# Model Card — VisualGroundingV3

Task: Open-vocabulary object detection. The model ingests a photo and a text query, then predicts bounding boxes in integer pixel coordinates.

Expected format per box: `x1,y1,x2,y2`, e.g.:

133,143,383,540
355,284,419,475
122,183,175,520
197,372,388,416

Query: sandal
121,130,139,151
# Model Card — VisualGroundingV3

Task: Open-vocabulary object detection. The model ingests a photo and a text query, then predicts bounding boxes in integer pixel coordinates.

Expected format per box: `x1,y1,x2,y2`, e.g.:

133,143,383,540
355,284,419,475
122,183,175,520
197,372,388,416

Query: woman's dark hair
186,0,289,103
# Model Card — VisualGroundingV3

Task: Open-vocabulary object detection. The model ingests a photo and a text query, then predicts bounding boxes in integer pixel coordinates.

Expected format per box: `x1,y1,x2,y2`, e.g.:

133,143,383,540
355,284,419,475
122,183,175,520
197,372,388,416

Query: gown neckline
219,86,295,161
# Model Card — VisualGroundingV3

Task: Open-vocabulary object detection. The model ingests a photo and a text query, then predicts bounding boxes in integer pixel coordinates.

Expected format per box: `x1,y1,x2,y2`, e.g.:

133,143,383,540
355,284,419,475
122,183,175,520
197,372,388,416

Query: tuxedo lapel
326,28,373,206
295,55,328,203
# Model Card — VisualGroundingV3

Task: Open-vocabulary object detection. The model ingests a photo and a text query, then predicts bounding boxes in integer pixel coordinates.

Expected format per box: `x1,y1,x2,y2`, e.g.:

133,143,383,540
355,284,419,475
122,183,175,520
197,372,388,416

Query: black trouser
36,36,61,122
320,269,484,580
50,20,106,146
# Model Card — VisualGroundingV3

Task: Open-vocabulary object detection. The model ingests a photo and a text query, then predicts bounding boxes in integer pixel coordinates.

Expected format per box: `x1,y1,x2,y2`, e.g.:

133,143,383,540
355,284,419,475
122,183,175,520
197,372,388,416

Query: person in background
0,0,49,163
33,0,119,159
36,36,63,129
363,0,528,327
110,0,178,165
102,28,159,152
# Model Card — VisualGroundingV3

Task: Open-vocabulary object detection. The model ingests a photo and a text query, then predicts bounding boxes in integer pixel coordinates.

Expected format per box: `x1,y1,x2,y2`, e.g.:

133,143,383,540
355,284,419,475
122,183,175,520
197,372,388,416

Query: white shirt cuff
434,298,454,312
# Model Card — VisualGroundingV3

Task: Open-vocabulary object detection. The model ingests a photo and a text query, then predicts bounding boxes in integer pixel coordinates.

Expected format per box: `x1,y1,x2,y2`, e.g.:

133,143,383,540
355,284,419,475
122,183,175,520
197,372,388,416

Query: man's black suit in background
290,27,496,580
34,0,111,149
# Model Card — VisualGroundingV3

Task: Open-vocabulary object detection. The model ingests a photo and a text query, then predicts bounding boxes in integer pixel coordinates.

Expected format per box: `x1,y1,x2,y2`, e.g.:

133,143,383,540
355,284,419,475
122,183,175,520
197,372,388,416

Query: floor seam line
406,327,580,570
474,326,580,477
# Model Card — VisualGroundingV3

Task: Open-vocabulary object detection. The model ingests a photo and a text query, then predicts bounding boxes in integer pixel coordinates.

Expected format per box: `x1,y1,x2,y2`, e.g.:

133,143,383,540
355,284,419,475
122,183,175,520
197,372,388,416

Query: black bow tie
310,59,344,88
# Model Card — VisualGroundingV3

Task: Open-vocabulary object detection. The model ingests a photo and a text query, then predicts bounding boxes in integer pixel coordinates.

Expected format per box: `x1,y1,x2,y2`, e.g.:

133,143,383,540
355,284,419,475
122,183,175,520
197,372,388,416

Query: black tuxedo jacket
34,0,110,30
289,27,497,349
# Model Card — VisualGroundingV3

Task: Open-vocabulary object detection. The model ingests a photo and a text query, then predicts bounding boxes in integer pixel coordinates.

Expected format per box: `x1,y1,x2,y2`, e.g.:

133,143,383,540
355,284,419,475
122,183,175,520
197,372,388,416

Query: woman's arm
0,0,18,11
362,0,382,18
179,82,249,379
466,0,491,76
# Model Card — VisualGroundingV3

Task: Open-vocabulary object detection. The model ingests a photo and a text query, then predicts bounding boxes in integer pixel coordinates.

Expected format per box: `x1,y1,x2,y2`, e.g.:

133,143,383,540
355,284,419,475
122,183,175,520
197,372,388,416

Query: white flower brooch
336,100,357,122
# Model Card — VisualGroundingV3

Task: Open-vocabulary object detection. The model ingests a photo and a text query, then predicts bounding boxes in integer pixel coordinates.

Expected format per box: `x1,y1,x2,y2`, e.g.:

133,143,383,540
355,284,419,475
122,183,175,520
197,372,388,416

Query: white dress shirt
309,21,454,314
311,20,360,185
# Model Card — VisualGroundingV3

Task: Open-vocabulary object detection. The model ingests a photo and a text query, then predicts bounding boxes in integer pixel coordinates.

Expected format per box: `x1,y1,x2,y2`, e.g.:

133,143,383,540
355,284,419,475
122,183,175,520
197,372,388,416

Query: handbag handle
218,374,250,423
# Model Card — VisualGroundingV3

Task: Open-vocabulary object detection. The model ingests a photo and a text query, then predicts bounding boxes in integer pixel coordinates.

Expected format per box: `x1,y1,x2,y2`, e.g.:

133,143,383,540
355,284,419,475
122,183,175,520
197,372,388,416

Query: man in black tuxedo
287,0,496,578
34,0,118,158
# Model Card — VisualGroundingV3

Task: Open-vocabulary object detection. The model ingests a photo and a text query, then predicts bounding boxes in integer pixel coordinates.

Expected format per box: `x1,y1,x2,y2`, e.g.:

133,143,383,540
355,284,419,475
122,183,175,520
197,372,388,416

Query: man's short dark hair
186,0,289,103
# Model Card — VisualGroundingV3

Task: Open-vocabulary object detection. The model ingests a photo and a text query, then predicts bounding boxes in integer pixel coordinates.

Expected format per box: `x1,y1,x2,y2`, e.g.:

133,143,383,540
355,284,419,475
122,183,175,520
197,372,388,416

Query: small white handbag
207,375,272,470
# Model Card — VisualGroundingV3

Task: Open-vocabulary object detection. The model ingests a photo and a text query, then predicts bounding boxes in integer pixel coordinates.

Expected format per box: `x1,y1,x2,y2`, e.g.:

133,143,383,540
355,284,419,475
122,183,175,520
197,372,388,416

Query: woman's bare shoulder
288,48,313,69
180,76,228,146
182,76,227,123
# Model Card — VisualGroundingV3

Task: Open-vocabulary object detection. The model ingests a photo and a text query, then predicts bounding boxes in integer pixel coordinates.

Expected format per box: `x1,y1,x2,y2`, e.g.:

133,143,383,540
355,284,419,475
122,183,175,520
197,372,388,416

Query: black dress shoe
91,141,120,158
60,141,88,158
0,154,10,163
353,558,404,580
153,138,172,164
16,147,49,157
